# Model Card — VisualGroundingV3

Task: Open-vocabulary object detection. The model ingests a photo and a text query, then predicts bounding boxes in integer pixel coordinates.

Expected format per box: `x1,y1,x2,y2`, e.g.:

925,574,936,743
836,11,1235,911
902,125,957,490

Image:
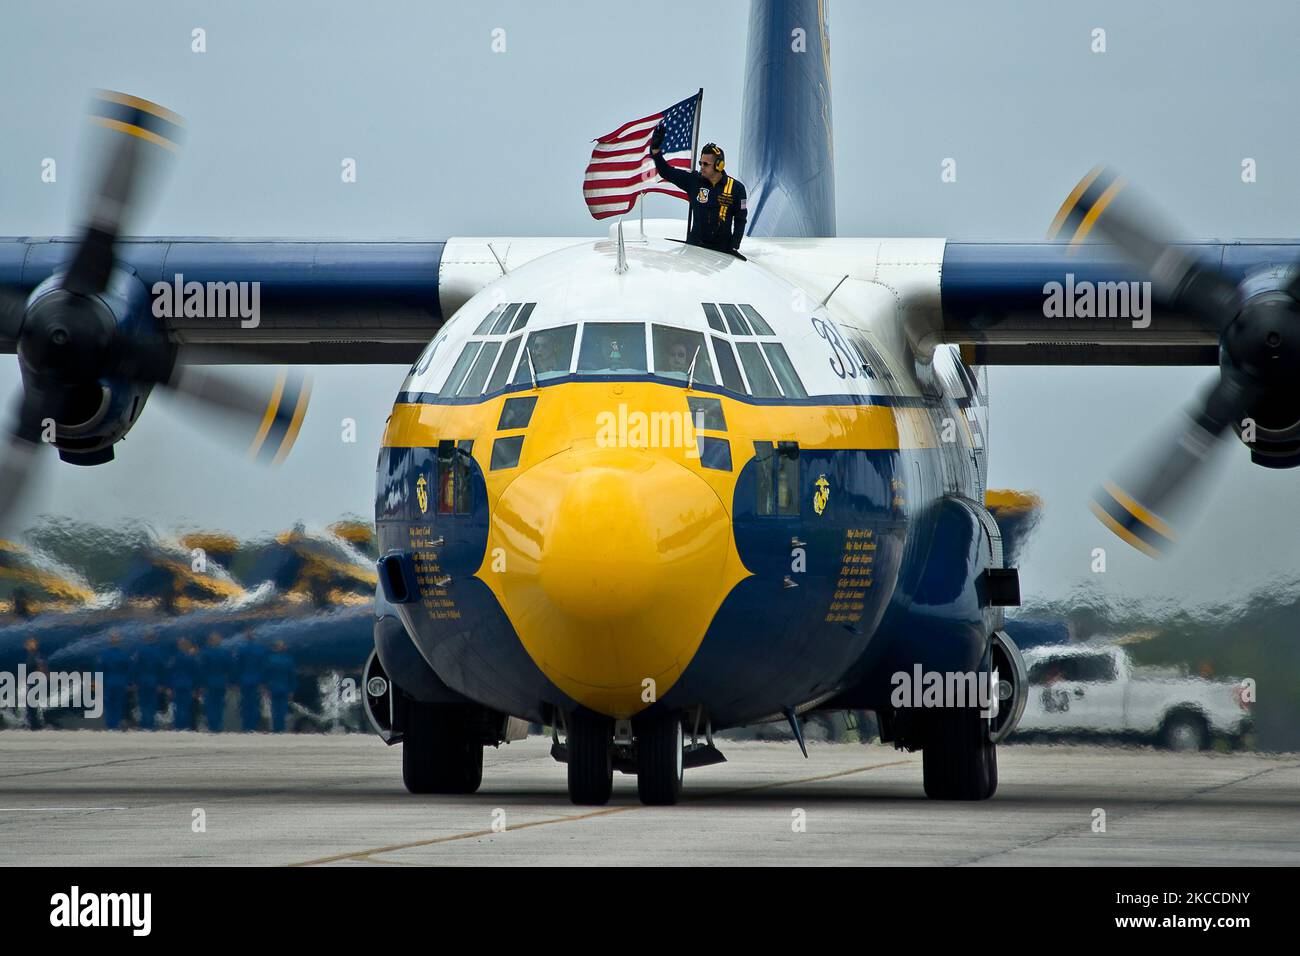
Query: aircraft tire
567,712,614,805
922,707,997,800
402,703,484,795
635,712,684,806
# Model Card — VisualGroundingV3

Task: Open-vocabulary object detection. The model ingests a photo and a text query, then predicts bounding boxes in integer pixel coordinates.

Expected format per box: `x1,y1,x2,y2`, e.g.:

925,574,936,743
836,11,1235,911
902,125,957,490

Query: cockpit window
486,335,522,393
652,326,715,385
701,303,727,333
512,325,577,385
490,303,521,335
711,336,745,393
577,323,648,373
474,305,506,335
439,342,484,396
736,342,781,397
456,340,501,396
719,303,750,336
740,304,775,336
761,342,807,398
511,302,535,332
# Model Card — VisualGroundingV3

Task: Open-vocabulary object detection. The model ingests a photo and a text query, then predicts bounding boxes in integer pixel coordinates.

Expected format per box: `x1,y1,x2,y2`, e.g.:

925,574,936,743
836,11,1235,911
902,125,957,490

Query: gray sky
1,0,1297,604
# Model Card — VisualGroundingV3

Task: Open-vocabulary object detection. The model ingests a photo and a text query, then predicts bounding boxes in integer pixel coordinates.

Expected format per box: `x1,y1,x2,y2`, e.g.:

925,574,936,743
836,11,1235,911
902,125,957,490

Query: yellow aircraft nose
486,446,737,717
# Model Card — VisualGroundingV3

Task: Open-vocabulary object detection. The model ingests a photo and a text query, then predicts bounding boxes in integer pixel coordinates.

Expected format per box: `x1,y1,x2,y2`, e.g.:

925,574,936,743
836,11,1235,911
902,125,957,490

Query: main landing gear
402,703,484,795
564,710,686,807
920,707,998,801
566,713,614,805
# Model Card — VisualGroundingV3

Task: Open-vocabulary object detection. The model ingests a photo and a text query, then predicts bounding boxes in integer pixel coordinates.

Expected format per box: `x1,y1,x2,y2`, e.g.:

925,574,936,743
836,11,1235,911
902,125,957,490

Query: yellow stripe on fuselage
384,382,931,452
383,382,933,519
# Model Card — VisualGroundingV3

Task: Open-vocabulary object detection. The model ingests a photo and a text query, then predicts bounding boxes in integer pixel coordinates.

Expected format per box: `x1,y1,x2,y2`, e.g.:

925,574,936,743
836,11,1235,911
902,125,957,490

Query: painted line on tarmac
0,807,127,811
289,757,916,866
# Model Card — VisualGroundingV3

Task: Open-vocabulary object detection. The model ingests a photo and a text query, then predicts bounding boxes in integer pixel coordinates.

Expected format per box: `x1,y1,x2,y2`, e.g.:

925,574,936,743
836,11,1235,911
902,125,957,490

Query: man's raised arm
650,122,693,193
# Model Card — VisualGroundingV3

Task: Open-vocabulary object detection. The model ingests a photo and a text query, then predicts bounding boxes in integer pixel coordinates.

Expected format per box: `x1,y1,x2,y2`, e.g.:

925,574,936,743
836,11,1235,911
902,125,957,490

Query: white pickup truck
1014,644,1253,750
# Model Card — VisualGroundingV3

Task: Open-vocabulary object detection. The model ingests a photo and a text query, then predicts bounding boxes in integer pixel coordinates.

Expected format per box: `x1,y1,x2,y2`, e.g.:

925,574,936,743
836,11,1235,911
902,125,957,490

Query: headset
701,142,725,172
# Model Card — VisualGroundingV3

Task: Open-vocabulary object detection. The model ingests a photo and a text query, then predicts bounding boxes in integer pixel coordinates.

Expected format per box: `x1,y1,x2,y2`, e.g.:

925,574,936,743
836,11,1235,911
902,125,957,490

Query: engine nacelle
18,270,161,464
1235,398,1300,468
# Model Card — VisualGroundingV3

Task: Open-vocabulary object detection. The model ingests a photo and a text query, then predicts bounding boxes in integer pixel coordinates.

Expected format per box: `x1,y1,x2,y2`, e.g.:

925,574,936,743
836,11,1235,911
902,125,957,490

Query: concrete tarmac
0,732,1295,866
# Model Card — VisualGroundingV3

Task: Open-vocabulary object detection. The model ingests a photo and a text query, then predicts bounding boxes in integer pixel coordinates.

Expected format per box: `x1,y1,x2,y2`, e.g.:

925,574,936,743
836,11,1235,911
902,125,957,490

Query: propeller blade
0,386,62,532
161,363,313,466
1089,373,1248,558
0,288,27,340
63,92,184,296
1049,166,1241,329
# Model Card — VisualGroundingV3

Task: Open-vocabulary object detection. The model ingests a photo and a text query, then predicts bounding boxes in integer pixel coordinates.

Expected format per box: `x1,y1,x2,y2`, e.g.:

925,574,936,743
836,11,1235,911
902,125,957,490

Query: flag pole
686,88,703,243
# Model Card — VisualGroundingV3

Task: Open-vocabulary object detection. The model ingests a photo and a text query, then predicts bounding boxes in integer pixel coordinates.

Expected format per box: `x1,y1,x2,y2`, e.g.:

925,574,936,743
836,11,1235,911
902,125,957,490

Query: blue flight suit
200,643,234,732
264,650,296,733
97,645,132,730
23,648,46,730
133,643,164,730
168,649,200,730
237,642,268,732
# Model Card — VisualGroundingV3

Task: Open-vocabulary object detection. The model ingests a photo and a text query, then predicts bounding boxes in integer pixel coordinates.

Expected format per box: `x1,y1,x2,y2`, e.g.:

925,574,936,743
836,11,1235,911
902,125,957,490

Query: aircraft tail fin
740,0,836,238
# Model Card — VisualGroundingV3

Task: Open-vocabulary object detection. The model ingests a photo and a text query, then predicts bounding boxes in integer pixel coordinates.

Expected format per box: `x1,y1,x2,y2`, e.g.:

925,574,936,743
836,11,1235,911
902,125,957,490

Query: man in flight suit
650,126,748,254
23,638,46,729
97,633,131,730
133,631,163,730
237,632,267,732
265,640,296,733
168,639,200,730
200,632,232,732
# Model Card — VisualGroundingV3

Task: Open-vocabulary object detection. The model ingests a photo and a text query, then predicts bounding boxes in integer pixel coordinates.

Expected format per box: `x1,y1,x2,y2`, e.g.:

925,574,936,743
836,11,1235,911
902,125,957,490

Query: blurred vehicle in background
1015,643,1253,750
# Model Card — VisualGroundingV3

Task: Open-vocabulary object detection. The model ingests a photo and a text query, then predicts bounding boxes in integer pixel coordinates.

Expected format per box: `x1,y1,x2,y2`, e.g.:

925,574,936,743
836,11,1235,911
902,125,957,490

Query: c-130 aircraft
1,1,1296,805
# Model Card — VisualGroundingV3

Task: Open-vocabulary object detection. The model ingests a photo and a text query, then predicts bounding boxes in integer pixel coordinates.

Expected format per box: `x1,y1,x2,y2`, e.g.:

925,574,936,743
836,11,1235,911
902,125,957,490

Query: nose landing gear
566,712,615,805
559,710,687,806
634,712,684,805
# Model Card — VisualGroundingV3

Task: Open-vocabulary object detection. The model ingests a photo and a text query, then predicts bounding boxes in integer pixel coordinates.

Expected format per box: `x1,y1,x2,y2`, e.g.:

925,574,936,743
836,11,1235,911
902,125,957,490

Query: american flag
583,90,701,220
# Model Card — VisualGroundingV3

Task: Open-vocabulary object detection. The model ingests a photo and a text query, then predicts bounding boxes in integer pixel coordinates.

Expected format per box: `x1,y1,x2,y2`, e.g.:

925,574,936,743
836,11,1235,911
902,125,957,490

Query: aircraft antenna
615,220,628,274
819,274,849,308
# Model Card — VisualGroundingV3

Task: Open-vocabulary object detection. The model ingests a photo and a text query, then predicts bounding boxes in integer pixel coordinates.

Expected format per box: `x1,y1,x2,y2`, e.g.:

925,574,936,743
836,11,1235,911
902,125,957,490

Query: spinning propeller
1050,166,1300,557
0,93,311,528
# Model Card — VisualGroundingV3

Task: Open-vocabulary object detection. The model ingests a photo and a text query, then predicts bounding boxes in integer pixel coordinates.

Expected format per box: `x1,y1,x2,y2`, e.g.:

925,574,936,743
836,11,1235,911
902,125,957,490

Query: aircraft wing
9,231,1294,369
743,235,1300,368
0,236,584,364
